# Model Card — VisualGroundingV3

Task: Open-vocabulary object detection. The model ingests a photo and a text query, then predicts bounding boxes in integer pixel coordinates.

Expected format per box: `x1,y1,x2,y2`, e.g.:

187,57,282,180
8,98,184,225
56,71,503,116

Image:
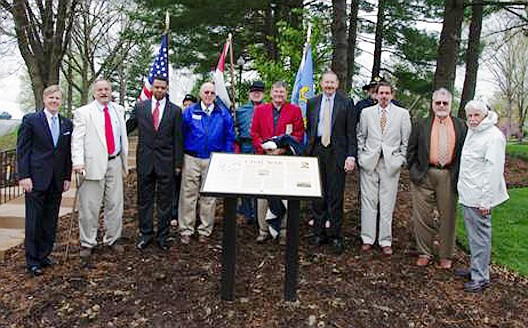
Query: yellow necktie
321,98,331,147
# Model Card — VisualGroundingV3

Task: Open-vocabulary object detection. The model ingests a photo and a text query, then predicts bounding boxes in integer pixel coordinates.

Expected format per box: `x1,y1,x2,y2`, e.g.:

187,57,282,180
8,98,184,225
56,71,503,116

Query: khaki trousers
79,157,123,248
410,168,456,259
178,154,216,237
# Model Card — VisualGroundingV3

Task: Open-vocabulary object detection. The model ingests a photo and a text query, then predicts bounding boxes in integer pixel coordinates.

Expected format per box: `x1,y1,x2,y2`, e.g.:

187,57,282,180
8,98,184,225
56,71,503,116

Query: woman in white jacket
457,100,509,293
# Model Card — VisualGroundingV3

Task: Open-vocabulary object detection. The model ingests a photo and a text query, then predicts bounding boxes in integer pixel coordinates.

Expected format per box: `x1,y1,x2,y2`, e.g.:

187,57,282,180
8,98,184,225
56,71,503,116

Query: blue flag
291,44,314,120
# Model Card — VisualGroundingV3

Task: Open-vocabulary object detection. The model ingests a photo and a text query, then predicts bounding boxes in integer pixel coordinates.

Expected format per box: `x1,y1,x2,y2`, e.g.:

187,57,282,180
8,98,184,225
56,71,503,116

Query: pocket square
63,131,71,135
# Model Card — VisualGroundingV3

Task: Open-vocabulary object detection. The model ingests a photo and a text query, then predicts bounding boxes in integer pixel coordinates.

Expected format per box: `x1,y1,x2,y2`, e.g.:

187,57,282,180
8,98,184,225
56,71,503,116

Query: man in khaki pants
406,88,467,269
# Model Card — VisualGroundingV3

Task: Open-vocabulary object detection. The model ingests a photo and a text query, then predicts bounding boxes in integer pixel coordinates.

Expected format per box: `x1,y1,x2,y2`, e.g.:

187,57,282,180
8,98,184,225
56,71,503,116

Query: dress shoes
256,234,270,243
180,235,191,245
464,279,489,293
361,243,373,252
381,246,393,256
41,257,56,268
332,239,344,255
416,255,431,267
28,265,43,277
454,268,471,280
157,240,170,251
309,235,329,247
79,247,92,258
436,258,452,270
109,242,125,253
136,238,152,250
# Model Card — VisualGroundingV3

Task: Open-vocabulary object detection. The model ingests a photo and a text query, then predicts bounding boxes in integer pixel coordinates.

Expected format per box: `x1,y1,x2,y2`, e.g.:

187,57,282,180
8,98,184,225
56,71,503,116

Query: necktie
438,120,448,167
380,108,387,133
321,98,331,147
104,106,115,155
153,101,160,130
51,115,59,147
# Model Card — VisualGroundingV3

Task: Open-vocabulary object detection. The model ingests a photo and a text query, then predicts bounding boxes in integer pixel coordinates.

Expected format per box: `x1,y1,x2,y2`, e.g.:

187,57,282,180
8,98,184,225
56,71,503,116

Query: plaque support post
284,199,300,301
221,197,237,301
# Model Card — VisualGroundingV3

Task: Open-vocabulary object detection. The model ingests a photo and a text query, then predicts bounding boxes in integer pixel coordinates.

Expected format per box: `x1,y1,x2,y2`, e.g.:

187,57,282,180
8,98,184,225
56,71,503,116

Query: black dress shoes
28,265,43,277
157,240,170,251
332,238,344,255
454,268,471,280
136,238,152,250
309,235,329,247
464,279,489,293
41,257,55,268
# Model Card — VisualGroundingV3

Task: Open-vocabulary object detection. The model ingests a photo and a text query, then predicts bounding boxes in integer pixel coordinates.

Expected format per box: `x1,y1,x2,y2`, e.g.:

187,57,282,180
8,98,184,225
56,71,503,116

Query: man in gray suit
72,79,129,264
357,81,411,256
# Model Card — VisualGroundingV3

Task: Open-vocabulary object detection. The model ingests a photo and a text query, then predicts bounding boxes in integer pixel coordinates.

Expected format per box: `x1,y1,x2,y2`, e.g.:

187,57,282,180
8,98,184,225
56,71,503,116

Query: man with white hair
407,88,467,269
457,100,509,293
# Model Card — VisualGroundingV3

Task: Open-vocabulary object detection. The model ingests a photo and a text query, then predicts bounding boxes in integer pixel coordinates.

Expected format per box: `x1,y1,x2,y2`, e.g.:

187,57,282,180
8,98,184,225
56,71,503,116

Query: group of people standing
17,71,508,294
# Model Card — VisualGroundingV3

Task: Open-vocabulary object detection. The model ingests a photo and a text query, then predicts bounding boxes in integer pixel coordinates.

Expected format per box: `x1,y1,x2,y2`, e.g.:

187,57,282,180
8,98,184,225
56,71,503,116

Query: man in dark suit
17,85,72,276
126,76,183,251
407,88,467,269
305,71,357,254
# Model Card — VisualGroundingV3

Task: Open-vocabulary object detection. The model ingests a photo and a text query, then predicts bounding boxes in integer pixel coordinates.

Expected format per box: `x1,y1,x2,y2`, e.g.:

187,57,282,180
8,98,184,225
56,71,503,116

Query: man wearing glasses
178,82,235,245
407,88,467,269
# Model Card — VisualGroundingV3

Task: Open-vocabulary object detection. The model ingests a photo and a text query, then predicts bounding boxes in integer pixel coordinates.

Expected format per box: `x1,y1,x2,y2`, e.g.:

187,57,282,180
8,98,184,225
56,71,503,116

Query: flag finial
165,11,170,32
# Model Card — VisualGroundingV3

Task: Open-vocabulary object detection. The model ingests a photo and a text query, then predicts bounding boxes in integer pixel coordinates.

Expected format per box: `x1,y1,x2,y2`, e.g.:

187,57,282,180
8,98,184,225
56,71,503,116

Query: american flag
138,33,169,101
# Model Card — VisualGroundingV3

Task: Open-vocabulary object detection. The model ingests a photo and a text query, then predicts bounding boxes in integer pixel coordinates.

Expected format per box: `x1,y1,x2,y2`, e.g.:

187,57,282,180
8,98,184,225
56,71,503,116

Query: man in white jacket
457,100,509,293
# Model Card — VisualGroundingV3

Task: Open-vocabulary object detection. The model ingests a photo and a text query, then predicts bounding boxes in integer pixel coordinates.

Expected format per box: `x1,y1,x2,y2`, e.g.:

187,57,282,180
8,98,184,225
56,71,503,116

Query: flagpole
228,33,236,110
165,11,170,33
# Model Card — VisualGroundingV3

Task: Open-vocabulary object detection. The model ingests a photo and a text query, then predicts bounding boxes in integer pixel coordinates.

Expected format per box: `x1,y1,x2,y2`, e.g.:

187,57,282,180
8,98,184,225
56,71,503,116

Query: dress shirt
317,93,336,137
152,97,166,121
429,115,456,166
200,101,214,115
43,108,60,134
96,102,122,157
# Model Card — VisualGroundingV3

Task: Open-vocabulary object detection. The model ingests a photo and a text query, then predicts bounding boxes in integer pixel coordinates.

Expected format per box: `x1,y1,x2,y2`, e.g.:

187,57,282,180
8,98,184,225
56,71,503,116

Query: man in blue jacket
178,82,235,244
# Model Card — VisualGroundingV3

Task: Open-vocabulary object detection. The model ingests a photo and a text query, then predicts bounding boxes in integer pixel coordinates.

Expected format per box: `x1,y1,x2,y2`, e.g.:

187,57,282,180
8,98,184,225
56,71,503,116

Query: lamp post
237,56,245,93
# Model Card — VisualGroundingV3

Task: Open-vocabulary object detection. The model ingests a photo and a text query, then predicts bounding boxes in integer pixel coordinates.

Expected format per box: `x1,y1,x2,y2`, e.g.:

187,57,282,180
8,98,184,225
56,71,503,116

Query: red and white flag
213,39,232,108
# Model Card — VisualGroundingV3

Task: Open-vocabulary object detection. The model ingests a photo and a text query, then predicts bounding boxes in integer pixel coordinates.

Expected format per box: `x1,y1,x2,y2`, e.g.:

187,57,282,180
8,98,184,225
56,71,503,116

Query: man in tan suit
357,81,411,256
71,79,129,263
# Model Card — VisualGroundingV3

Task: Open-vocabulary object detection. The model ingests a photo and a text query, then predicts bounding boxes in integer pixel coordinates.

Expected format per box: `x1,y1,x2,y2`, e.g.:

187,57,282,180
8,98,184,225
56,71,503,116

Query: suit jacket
305,91,357,167
126,99,183,176
357,103,411,176
250,102,304,154
17,110,72,192
71,100,129,180
407,115,467,189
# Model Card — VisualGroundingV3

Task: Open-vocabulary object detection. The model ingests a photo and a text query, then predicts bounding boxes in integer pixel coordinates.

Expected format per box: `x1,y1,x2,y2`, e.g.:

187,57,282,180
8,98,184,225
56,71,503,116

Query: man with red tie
72,79,129,264
126,76,183,251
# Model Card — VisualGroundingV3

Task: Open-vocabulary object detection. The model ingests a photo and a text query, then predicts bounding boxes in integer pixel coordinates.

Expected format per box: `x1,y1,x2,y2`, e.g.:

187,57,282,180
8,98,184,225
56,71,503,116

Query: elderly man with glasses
178,82,235,245
407,88,467,269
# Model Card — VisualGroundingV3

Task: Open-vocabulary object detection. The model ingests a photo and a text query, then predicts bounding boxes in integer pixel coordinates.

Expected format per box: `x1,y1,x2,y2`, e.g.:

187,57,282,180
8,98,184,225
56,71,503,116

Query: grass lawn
506,142,528,160
0,129,17,151
457,188,528,276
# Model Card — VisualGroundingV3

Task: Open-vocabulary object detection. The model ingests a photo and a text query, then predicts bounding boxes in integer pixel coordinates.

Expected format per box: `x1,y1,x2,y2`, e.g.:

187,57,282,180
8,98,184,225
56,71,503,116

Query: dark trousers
312,143,345,239
138,168,174,242
171,173,182,219
25,188,62,268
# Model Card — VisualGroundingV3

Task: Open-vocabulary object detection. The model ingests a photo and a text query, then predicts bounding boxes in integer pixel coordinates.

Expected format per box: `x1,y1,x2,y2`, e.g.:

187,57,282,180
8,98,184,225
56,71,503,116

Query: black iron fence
0,148,22,204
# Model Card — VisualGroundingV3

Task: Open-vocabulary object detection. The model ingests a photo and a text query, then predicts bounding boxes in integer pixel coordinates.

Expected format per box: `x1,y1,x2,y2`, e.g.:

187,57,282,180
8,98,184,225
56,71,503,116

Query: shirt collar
152,97,166,108
200,101,214,112
95,101,111,111
378,103,391,113
43,108,58,120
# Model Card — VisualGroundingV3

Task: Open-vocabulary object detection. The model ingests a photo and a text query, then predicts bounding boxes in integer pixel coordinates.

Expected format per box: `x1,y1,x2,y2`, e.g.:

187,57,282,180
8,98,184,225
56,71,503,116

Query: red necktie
104,106,115,155
153,101,160,131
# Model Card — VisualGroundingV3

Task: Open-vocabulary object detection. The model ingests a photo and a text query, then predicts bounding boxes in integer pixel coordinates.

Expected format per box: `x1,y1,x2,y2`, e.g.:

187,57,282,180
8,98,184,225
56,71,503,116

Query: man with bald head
71,79,129,264
178,82,235,245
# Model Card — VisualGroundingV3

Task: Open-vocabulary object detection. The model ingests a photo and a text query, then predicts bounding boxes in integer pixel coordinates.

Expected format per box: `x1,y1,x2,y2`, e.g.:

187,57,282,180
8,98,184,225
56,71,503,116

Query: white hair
465,100,488,115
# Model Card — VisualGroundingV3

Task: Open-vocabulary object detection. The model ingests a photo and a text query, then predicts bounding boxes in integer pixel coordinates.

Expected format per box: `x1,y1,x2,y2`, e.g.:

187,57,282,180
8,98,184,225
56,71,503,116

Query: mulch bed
1,156,527,327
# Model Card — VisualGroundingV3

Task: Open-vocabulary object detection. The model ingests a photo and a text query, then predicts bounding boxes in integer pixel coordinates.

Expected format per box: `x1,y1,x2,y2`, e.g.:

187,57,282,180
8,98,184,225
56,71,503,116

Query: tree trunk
371,0,386,79
331,0,348,90
3,0,77,109
263,2,279,61
346,0,360,92
433,0,465,92
459,0,484,119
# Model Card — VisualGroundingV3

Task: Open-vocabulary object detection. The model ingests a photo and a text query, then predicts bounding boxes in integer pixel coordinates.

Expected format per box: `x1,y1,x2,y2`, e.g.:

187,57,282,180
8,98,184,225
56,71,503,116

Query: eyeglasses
203,91,216,95
434,101,449,106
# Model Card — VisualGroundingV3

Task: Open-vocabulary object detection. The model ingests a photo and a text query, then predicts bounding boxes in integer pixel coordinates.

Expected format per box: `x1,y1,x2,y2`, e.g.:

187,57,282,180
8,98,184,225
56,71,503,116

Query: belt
184,150,198,157
108,151,121,160
429,163,449,170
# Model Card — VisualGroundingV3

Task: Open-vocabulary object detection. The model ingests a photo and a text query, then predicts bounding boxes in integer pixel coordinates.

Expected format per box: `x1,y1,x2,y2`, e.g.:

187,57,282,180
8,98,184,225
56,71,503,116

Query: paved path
0,137,137,262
